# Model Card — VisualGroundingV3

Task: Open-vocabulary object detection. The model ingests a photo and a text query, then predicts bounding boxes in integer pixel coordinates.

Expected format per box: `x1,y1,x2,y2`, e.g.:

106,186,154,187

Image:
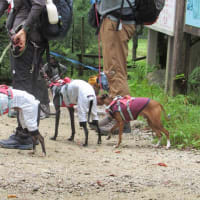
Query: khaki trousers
100,17,135,97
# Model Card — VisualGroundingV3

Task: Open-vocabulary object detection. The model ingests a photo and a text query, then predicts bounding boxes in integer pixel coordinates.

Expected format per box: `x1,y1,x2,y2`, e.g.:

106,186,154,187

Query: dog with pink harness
98,94,170,149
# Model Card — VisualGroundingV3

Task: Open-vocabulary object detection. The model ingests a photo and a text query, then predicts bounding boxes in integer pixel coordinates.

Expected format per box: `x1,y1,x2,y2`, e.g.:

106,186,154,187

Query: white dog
49,78,102,146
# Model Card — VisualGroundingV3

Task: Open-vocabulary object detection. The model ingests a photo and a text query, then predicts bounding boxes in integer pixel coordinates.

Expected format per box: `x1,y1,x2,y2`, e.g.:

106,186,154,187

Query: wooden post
170,1,188,95
165,36,174,93
147,29,158,69
71,20,74,54
132,32,138,61
78,17,85,76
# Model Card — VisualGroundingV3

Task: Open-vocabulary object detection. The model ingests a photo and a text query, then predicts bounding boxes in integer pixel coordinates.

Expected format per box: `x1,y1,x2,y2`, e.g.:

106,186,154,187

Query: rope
50,51,98,72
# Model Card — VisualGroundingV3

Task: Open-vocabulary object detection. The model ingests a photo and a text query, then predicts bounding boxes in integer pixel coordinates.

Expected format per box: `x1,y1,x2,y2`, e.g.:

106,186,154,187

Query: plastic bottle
46,0,59,24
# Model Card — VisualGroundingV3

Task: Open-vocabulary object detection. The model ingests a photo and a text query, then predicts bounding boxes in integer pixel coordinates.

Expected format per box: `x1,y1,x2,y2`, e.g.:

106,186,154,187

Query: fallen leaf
157,163,168,167
8,194,17,198
109,174,116,177
115,151,121,154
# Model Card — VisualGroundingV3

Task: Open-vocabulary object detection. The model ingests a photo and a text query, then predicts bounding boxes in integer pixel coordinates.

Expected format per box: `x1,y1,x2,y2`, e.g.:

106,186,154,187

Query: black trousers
10,41,49,104
10,41,49,132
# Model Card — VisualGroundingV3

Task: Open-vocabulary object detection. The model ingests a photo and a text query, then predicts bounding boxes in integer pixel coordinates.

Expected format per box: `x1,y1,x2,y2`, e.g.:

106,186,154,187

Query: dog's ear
101,93,108,100
97,95,106,105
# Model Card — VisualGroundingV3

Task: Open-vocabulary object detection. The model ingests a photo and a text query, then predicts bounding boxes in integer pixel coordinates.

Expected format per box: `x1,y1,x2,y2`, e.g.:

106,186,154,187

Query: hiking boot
0,127,33,150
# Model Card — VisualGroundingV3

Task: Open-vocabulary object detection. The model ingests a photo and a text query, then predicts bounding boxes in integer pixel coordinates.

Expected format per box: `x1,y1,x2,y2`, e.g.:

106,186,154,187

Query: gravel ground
0,105,200,200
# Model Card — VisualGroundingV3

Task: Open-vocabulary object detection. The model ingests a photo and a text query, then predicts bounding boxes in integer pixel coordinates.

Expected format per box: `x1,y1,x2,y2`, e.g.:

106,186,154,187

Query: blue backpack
24,0,73,40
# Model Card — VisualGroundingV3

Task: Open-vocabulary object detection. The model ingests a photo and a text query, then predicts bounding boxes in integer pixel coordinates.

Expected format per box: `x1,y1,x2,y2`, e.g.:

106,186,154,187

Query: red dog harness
106,96,150,122
0,85,13,115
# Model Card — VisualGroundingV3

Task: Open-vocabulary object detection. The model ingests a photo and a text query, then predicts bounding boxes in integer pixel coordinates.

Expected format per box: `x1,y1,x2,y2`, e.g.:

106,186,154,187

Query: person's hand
12,29,27,52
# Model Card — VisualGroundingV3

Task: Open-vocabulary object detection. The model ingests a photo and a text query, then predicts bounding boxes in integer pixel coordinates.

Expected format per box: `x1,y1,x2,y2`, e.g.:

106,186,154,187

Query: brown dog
97,94,170,149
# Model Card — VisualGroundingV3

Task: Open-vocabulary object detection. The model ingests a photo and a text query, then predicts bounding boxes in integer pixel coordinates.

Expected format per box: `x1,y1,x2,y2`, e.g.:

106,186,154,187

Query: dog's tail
39,104,56,116
88,100,93,123
160,104,170,121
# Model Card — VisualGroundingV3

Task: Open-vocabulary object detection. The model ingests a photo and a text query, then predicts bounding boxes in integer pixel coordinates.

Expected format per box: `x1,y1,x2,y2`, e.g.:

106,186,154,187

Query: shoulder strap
116,0,124,31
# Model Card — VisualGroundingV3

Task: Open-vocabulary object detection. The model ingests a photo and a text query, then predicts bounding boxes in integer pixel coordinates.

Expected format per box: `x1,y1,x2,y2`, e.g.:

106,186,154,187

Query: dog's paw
42,152,46,157
113,144,119,148
50,137,56,141
97,140,102,144
68,137,74,141
83,143,88,147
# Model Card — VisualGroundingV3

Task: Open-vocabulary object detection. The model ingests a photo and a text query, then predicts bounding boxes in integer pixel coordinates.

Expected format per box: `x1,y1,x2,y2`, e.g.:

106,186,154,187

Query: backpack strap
116,0,124,31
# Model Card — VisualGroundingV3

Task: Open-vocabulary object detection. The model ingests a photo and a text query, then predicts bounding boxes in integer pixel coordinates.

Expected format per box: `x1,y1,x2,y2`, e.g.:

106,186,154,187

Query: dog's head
97,94,113,106
43,56,61,82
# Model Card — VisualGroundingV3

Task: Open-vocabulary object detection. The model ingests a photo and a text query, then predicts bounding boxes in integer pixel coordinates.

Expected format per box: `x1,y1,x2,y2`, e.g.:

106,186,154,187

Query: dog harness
0,85,13,116
106,95,150,121
49,78,74,108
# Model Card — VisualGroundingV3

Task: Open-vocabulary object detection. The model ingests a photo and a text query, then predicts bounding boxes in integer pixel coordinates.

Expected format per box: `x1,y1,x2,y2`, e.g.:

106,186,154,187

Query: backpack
110,0,165,25
134,0,165,25
24,0,73,41
0,85,13,115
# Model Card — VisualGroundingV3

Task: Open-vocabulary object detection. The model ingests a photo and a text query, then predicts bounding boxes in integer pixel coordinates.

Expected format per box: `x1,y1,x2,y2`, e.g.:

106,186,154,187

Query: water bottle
100,72,109,91
46,0,59,24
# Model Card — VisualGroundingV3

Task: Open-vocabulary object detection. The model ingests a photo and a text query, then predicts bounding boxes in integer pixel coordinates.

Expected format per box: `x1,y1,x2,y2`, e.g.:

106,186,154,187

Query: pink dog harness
106,96,150,122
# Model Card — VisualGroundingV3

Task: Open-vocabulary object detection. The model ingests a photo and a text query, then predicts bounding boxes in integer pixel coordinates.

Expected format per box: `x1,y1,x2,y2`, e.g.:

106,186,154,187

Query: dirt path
0,106,200,200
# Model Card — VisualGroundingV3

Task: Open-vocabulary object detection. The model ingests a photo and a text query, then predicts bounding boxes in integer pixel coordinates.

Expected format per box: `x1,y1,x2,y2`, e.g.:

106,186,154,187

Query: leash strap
7,88,13,117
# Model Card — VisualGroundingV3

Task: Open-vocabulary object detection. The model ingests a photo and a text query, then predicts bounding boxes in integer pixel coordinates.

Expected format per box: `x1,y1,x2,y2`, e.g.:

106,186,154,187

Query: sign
146,0,177,36
185,0,200,28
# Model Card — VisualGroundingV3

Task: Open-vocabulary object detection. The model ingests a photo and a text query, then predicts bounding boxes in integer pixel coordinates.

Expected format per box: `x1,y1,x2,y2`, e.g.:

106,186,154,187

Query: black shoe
0,137,33,150
0,128,34,150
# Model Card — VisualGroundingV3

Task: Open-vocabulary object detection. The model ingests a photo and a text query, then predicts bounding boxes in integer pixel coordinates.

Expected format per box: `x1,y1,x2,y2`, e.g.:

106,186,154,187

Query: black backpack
134,0,165,25
110,0,165,25
24,0,73,40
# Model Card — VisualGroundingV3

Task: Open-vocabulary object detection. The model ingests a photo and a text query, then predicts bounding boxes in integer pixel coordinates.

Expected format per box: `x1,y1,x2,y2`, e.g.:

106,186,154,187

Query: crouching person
0,85,46,155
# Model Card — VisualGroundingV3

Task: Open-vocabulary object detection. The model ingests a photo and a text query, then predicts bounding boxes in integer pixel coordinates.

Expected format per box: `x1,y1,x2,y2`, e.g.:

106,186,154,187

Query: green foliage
0,16,10,82
187,67,200,105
